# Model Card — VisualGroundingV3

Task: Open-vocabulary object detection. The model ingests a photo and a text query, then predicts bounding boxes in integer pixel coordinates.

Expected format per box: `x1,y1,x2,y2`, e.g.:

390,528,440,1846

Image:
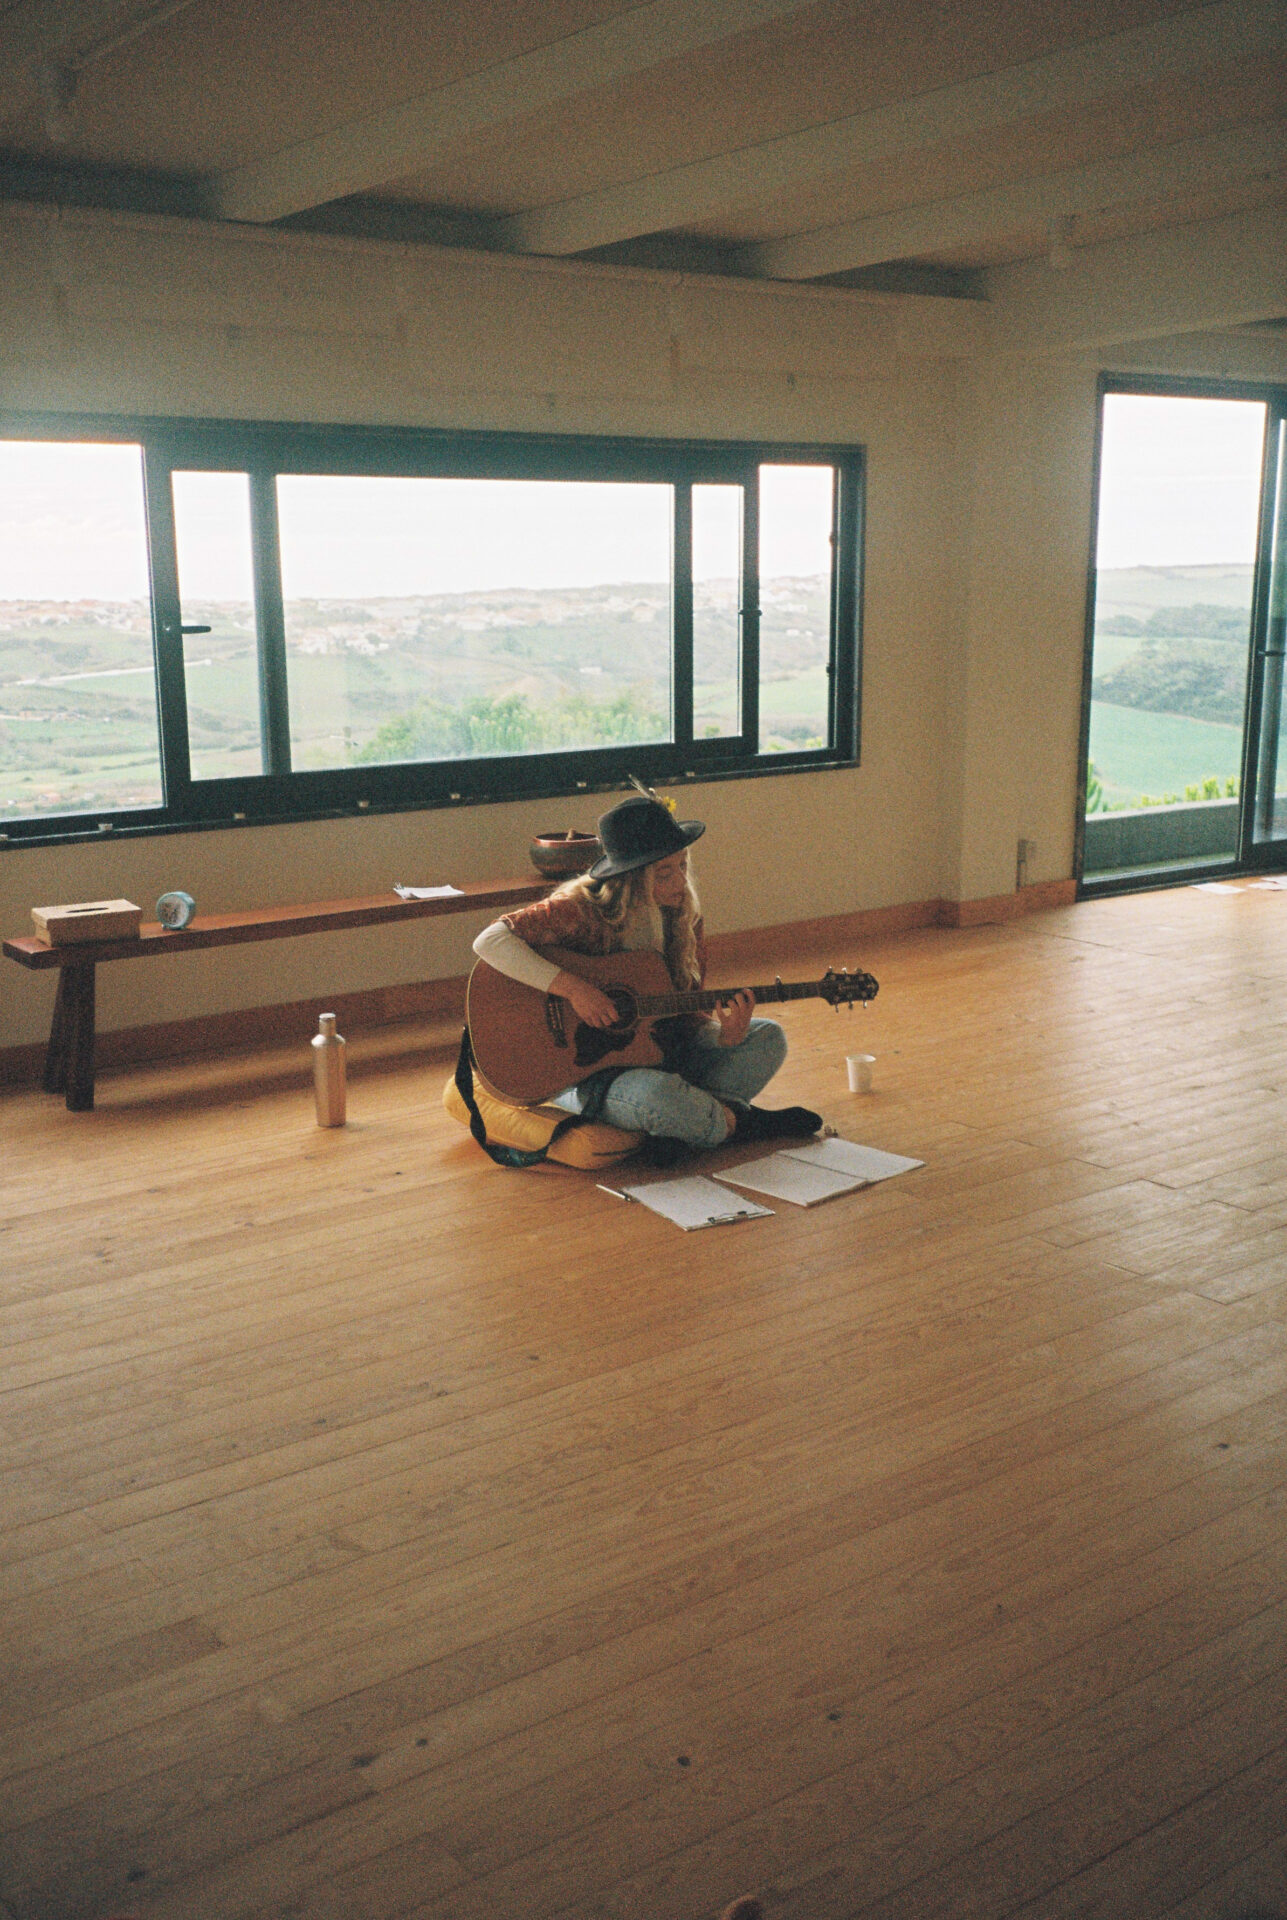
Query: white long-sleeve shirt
472,919,562,993
473,895,666,994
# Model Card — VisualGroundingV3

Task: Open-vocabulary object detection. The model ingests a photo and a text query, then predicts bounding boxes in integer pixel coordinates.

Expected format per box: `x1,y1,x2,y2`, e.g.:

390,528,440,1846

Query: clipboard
600,1175,774,1230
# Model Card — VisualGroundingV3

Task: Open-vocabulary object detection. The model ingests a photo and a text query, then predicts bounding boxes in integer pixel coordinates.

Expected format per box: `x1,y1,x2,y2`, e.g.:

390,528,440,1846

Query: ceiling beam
0,0,197,73
501,0,1287,257
209,0,825,225
753,118,1287,279
987,201,1287,352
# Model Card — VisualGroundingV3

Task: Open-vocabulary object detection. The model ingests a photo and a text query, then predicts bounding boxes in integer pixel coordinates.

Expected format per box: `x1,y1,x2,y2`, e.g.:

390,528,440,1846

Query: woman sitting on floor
472,790,821,1164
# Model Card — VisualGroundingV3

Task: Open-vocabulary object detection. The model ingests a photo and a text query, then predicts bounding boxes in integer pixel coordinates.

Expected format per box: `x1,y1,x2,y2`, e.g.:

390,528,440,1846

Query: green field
0,613,165,818
1088,700,1243,809
2,583,834,815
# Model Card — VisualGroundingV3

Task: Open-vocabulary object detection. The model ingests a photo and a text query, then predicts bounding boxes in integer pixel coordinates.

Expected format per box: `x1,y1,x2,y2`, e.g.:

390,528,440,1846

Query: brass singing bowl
529,831,601,879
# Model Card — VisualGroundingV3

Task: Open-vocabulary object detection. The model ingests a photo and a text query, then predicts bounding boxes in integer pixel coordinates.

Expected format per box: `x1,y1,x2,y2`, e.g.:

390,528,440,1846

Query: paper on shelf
393,884,465,900
618,1175,774,1230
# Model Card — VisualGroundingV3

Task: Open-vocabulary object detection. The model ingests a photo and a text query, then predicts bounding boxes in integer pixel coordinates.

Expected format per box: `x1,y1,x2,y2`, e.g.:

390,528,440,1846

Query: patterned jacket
502,888,707,993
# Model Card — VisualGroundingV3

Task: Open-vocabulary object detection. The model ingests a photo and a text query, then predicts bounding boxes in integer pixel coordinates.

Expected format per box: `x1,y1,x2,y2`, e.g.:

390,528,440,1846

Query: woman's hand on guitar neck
551,970,620,1029
714,988,754,1048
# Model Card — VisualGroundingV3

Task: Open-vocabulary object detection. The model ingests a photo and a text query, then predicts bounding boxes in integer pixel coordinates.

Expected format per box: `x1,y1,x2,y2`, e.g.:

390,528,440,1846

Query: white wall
947,356,1101,902
1,200,1282,1051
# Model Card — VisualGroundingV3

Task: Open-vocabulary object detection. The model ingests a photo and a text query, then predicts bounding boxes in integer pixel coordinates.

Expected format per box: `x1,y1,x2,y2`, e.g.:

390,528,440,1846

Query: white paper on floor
714,1137,924,1209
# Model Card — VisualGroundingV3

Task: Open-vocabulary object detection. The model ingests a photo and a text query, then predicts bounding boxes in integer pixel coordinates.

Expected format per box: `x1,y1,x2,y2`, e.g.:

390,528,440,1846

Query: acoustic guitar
466,944,879,1106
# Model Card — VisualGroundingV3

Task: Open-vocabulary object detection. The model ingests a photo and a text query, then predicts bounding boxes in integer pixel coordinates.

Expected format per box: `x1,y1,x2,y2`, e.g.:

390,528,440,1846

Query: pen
596,1184,632,1201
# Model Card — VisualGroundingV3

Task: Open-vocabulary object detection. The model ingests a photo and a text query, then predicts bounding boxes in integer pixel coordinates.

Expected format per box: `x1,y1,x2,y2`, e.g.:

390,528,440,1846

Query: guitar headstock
819,966,879,1007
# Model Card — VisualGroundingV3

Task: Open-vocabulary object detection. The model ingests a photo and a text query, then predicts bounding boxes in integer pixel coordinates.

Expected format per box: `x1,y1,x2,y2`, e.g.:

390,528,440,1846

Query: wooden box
31,900,143,946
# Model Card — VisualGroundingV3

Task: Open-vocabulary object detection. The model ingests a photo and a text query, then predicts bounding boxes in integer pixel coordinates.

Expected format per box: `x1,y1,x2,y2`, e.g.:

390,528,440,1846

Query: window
0,414,863,843
1078,373,1287,893
274,474,675,770
1082,389,1266,881
171,469,264,783
0,440,162,822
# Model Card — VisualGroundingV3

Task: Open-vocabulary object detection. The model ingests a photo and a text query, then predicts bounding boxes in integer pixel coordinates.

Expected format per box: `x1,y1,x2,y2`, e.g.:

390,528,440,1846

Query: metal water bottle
312,1012,347,1127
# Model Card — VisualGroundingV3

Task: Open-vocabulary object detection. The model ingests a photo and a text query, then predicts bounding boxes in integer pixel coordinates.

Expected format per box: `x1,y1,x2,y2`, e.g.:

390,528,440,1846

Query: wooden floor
3,883,1287,1920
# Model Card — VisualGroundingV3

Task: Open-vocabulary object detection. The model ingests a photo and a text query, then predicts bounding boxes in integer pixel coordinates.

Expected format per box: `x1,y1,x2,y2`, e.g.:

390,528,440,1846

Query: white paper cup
846,1053,875,1093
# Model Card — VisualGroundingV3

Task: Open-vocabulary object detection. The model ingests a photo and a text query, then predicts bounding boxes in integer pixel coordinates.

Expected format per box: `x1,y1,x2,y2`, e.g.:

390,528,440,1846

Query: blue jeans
549,1018,788,1148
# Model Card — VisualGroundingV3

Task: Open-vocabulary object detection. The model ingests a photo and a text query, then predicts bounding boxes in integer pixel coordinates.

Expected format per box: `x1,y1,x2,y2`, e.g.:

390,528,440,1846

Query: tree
353,685,666,765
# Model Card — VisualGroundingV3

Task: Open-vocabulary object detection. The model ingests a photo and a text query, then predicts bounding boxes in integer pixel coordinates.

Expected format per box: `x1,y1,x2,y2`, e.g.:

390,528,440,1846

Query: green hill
1,574,833,815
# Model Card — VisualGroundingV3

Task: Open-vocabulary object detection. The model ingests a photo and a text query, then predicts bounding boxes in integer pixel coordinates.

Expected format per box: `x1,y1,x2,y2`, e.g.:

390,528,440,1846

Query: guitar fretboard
633,978,863,1017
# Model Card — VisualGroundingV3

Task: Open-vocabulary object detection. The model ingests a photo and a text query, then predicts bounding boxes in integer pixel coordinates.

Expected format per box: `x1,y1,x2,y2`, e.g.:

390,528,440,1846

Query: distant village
0,576,830,816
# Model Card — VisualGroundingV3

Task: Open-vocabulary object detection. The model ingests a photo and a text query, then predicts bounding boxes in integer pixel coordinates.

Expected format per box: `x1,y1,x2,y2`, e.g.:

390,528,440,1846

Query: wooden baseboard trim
937,879,1078,928
0,974,470,1088
707,896,943,968
0,884,1077,1087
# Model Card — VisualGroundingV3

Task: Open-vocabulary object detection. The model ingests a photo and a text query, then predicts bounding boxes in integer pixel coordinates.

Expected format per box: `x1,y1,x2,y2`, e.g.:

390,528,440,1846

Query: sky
0,446,835,601
1096,394,1268,570
275,475,677,598
0,409,1271,600
0,443,151,601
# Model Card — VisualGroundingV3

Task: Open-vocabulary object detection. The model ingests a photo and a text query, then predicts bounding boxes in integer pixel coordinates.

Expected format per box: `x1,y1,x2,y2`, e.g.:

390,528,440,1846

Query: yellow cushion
443,1075,642,1169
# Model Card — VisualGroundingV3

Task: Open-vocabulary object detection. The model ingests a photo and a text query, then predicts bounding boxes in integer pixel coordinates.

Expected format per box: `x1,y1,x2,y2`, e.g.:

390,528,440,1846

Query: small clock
156,889,196,931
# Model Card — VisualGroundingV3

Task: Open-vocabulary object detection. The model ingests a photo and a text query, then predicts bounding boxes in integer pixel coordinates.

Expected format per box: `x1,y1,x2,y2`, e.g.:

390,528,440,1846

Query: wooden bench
3,879,549,1111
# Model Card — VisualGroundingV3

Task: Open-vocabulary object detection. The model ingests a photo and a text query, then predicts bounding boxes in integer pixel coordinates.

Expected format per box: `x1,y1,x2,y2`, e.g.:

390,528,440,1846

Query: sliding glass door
1245,415,1287,855
1082,382,1285,888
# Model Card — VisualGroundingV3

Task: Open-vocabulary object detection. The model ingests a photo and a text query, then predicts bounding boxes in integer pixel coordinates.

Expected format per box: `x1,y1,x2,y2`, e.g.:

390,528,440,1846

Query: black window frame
1076,371,1287,896
0,410,864,847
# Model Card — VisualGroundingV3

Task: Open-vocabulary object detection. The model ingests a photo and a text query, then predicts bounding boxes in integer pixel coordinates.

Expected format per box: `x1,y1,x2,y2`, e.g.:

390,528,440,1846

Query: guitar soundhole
572,989,638,1068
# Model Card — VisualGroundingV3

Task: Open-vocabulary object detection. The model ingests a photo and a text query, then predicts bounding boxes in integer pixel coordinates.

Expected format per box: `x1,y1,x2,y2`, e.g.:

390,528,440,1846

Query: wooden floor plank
1008,1739,1287,1918
354,1537,1287,1902
567,1632,1287,1920
1158,1828,1287,1920
4,886,1287,1920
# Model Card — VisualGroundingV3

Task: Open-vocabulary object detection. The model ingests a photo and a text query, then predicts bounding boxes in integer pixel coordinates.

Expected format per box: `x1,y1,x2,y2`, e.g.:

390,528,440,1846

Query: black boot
729,1101,822,1143
640,1134,692,1167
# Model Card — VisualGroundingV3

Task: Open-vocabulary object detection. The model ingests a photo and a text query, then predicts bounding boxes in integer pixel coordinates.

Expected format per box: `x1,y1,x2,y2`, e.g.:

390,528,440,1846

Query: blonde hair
552,859,701,988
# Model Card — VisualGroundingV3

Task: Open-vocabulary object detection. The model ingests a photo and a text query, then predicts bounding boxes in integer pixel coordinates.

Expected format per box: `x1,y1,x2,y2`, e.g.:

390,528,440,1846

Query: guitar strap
454,1027,617,1169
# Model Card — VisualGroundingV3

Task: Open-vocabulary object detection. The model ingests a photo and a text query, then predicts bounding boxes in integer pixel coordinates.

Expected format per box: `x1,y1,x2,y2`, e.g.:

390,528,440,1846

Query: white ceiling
1,0,1284,308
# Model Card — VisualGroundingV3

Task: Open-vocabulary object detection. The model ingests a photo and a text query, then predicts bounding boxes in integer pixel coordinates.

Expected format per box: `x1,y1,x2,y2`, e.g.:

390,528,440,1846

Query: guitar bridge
544,995,568,1049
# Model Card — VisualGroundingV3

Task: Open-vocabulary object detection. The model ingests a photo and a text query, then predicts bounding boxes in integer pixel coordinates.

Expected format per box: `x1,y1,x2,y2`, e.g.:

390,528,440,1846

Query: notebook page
713,1154,862,1207
785,1138,923,1181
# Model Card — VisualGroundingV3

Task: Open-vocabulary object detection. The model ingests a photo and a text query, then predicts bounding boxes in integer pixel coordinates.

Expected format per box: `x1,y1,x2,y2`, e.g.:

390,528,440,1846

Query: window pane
759,464,834,753
1084,393,1264,877
0,441,161,820
172,471,264,780
692,485,742,739
275,475,674,771
1252,418,1287,845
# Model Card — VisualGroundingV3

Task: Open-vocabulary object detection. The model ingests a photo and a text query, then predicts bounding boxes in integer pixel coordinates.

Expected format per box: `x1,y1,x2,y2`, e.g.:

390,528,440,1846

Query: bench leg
45,962,97,1111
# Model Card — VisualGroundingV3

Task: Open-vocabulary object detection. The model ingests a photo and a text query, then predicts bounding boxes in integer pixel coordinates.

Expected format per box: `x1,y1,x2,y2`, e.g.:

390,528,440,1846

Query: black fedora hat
588,795,704,880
